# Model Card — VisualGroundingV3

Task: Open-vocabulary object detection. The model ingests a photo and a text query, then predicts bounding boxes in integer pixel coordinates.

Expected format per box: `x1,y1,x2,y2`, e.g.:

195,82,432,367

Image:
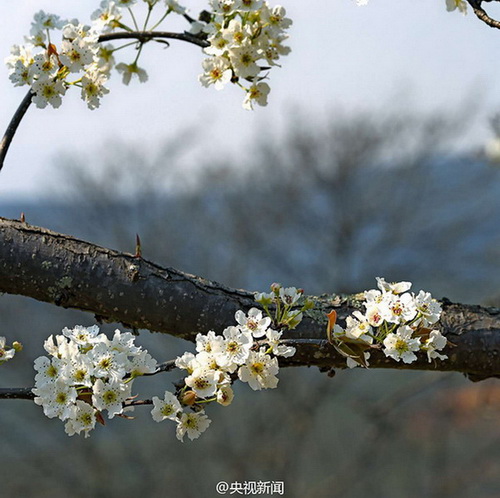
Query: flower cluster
328,277,448,368
32,325,157,438
5,1,290,111
5,11,110,109
255,283,312,329
197,0,292,109
152,300,297,441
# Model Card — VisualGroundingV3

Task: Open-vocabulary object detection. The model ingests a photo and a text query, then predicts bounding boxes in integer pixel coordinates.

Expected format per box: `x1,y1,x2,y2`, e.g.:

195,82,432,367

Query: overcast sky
1,0,500,200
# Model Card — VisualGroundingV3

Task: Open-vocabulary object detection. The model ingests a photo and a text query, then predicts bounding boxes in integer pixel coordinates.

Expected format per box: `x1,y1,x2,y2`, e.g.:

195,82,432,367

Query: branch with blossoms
3,0,500,441
1,0,292,171
0,287,303,440
1,217,499,383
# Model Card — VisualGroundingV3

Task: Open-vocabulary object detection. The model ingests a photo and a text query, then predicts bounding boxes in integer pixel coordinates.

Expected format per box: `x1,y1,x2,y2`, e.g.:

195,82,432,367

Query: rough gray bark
1,216,499,381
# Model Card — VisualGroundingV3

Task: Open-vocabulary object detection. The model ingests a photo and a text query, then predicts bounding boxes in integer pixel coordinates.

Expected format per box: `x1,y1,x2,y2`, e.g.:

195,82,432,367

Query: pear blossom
344,311,373,342
64,400,97,438
213,326,252,367
60,38,97,73
423,330,448,362
279,286,302,306
31,78,67,109
176,411,211,441
237,0,264,12
414,290,442,327
199,57,233,90
185,368,220,398
376,277,412,295
34,356,61,385
116,62,148,85
228,44,261,79
30,10,66,34
243,81,270,110
238,348,279,390
385,292,417,324
265,329,296,357
383,326,421,364
235,308,271,338
175,352,198,373
33,378,78,420
8,59,34,87
195,331,224,354
216,385,234,406
446,0,467,14
151,391,182,422
62,325,100,345
92,378,132,418
165,0,187,14
0,337,16,363
88,342,128,382
91,1,122,33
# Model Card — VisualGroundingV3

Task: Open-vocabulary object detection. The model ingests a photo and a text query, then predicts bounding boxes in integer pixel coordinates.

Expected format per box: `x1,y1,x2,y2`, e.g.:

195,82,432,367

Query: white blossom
92,378,131,418
423,330,448,362
176,411,211,441
279,286,302,306
446,0,467,15
414,290,442,327
242,81,270,110
31,78,67,109
33,378,78,420
383,325,421,364
235,308,271,338
213,325,252,368
64,400,97,438
264,329,296,357
216,385,234,406
238,348,279,390
376,277,412,295
185,368,220,398
0,337,16,363
115,62,148,85
199,57,233,90
151,391,182,422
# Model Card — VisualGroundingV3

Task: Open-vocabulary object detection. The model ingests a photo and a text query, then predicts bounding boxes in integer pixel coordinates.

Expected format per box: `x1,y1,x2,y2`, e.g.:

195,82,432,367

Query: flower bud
181,390,197,406
270,283,281,294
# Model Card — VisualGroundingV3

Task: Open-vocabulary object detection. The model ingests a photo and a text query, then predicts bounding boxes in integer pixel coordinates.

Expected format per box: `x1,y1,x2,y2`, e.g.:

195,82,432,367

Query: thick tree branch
0,217,499,381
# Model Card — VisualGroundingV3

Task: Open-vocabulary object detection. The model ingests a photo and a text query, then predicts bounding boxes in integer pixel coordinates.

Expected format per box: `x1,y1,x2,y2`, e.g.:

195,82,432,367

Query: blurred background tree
0,105,499,497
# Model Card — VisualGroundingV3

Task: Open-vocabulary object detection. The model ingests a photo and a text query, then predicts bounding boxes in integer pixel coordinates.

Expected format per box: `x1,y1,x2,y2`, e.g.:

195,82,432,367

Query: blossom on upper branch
200,0,292,109
446,0,468,15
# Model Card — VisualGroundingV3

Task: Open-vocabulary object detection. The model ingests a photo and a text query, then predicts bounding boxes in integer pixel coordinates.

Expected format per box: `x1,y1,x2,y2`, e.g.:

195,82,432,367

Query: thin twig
98,30,209,48
0,387,34,400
